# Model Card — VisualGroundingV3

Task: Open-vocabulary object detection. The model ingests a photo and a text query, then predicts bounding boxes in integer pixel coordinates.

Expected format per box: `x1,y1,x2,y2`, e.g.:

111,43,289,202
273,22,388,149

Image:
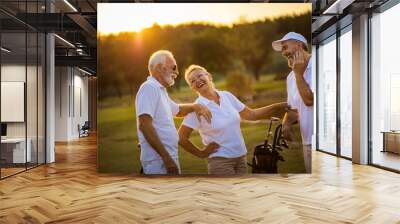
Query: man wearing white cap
272,32,313,173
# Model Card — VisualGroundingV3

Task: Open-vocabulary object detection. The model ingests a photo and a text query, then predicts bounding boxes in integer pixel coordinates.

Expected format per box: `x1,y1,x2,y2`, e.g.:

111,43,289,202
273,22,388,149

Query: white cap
272,32,308,51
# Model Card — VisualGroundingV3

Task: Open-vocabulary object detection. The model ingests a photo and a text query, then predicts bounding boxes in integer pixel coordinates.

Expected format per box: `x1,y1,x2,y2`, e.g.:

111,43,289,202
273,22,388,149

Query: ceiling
0,0,393,74
1,0,98,74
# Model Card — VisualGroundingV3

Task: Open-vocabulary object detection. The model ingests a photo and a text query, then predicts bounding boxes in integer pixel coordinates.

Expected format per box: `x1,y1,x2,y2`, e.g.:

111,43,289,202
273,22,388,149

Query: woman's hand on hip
200,142,220,158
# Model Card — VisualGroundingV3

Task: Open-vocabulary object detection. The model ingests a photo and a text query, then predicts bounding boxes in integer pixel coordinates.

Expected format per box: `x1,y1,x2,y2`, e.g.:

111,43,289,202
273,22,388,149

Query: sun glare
98,3,311,35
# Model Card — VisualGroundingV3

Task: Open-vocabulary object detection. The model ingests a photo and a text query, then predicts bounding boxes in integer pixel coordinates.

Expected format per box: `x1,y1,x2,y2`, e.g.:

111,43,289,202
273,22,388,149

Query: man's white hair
148,50,174,75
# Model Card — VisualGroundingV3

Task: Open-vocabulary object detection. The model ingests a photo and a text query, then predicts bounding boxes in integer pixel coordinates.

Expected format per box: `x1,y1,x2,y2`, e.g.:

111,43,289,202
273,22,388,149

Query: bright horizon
98,3,311,35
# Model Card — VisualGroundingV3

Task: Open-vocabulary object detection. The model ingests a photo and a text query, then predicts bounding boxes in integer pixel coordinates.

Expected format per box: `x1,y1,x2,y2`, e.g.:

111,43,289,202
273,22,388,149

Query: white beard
164,74,175,86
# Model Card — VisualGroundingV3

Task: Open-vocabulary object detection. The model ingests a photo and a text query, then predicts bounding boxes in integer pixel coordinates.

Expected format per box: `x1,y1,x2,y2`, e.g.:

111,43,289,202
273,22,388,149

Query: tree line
98,12,311,99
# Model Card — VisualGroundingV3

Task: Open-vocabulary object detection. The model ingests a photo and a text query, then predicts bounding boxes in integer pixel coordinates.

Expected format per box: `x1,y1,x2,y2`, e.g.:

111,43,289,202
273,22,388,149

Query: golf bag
248,117,289,173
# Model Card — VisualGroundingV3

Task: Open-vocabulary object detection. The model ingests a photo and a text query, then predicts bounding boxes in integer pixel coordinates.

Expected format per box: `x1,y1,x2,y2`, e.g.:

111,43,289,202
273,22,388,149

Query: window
317,35,337,154
370,2,400,171
339,27,352,158
0,2,46,179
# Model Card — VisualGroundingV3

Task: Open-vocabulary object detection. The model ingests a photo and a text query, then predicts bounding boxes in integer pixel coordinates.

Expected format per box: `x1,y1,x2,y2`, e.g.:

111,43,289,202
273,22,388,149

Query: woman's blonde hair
184,64,209,85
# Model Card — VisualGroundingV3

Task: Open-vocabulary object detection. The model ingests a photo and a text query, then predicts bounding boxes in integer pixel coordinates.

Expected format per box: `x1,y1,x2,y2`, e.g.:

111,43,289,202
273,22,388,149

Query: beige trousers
207,155,248,175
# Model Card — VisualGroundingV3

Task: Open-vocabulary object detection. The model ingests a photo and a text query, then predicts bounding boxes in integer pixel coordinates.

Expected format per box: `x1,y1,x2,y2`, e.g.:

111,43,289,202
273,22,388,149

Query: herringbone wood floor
1,135,399,224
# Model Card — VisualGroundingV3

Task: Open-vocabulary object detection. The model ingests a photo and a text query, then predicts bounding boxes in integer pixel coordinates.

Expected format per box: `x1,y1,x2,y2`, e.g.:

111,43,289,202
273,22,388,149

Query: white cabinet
1,138,32,163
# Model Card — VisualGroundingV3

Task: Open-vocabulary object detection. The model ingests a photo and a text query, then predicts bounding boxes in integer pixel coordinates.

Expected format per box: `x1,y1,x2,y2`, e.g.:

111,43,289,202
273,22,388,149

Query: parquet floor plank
0,135,399,223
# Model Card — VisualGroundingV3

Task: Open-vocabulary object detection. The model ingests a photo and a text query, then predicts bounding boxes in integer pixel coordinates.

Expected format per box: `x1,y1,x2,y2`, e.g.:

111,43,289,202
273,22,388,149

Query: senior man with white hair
135,50,218,175
272,32,314,173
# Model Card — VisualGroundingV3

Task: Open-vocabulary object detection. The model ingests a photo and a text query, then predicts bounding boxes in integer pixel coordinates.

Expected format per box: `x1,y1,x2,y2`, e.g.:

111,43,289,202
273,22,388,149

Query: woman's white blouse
182,90,247,158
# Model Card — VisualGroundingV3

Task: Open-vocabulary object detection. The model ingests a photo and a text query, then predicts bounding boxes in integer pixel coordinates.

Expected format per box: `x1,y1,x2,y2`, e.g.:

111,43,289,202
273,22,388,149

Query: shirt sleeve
168,97,180,116
225,91,246,112
182,112,200,130
286,76,294,108
135,84,159,118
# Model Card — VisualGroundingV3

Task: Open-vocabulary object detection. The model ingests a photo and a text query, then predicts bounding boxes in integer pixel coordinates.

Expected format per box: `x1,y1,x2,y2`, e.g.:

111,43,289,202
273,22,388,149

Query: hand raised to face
292,49,308,77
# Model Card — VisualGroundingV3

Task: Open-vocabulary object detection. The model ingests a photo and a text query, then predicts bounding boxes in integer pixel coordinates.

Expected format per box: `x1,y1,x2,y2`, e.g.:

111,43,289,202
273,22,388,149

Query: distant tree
190,30,232,76
225,72,254,102
230,21,278,81
273,12,312,47
98,12,311,98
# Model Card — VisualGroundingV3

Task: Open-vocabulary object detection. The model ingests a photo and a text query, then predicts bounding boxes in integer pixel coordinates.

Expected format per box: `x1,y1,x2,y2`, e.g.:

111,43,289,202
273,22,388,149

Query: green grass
98,74,306,174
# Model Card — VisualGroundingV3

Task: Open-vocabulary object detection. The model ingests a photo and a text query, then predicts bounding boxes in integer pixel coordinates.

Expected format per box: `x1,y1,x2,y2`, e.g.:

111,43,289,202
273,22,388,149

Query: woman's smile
195,79,207,89
197,81,205,88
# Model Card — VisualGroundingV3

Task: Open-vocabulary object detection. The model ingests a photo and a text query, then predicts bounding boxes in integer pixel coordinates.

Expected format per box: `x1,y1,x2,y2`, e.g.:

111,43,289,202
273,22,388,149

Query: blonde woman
178,65,287,175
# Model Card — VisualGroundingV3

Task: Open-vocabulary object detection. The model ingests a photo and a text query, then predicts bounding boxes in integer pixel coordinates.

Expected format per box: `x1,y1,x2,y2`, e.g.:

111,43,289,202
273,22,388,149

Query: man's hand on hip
163,157,179,175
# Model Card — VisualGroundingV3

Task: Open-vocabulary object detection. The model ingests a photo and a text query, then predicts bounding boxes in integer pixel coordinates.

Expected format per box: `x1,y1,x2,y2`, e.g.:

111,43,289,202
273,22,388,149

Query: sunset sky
98,3,311,35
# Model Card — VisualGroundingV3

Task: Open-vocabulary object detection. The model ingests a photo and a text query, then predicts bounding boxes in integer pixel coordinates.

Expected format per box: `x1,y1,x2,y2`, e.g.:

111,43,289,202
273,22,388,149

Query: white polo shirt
287,59,314,145
182,90,247,159
135,76,180,162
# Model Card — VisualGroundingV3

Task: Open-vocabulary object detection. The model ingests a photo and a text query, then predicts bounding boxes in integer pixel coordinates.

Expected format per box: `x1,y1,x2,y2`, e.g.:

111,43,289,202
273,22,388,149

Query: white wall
1,63,46,164
1,65,26,141
1,65,31,138
55,67,89,141
1,64,26,81
55,66,70,141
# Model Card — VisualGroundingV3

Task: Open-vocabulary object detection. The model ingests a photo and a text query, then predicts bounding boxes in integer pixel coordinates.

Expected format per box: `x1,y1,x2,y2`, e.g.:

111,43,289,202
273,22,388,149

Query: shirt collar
197,89,221,106
147,76,165,89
